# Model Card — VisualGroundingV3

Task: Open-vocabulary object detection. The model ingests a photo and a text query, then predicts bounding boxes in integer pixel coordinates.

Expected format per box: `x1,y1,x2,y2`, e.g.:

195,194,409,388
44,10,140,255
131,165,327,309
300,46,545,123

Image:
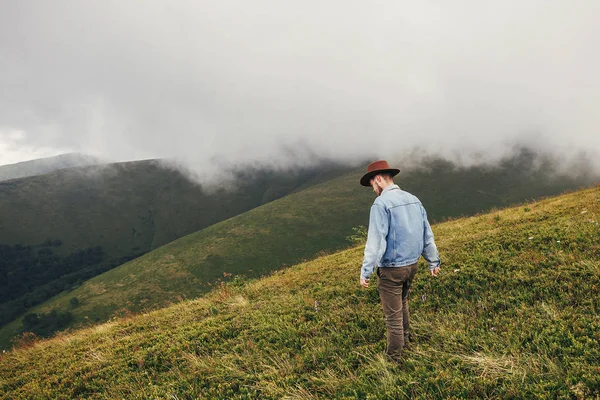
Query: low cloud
1,1,599,176
0,130,67,165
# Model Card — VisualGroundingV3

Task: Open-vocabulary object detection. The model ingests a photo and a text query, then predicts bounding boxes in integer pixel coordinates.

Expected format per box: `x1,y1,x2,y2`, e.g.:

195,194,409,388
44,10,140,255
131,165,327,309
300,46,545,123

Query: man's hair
377,172,395,181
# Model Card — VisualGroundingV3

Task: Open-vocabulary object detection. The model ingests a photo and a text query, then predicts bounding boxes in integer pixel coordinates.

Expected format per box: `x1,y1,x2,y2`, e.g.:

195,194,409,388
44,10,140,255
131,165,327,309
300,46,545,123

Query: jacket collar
382,184,400,194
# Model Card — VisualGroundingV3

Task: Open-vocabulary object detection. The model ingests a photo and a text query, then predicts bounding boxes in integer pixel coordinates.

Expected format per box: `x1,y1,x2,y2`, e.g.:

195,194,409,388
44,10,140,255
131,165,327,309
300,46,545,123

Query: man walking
359,160,441,361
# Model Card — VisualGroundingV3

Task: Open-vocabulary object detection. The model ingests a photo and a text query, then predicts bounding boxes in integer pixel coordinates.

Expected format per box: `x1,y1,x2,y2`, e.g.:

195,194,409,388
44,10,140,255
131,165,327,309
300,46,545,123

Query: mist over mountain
0,158,346,258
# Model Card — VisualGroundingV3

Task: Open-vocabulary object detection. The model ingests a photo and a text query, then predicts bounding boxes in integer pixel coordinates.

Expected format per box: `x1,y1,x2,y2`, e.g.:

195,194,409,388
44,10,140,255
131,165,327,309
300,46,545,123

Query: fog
1,1,599,178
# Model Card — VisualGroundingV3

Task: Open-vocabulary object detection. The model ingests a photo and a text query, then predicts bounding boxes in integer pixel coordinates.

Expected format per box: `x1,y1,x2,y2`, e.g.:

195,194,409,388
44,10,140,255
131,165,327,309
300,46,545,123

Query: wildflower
581,210,588,214
491,327,496,331
528,236,534,240
314,300,319,313
421,294,426,302
454,269,460,273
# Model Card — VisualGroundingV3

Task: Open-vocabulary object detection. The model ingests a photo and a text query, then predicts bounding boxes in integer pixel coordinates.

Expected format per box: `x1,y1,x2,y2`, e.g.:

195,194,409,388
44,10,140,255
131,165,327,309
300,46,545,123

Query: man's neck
380,181,394,191
377,181,396,196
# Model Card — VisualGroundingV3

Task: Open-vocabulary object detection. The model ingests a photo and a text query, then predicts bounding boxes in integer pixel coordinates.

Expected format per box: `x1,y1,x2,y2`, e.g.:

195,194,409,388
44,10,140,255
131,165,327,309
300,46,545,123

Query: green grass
0,186,598,399
1,149,597,348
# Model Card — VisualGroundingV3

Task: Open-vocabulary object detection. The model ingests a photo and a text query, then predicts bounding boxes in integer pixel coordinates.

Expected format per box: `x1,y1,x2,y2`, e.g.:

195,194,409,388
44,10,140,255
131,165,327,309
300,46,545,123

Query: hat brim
360,168,400,187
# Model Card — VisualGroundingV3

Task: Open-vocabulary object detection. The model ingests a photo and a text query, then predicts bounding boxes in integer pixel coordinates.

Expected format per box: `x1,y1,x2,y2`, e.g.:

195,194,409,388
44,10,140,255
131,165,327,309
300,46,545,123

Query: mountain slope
0,159,349,332
1,149,596,347
0,153,101,182
1,187,598,399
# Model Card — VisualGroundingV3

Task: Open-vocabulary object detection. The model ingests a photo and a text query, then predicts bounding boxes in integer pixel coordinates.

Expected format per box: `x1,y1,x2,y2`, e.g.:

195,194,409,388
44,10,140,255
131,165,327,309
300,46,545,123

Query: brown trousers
377,263,419,360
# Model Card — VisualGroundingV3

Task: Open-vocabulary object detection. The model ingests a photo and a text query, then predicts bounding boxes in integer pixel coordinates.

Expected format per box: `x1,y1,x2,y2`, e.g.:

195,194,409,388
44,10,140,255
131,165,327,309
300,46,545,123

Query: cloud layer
1,1,599,172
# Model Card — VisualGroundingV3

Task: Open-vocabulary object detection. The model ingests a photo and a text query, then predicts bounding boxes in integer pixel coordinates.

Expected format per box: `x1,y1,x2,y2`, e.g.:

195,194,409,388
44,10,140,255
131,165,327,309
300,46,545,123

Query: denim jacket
360,184,440,280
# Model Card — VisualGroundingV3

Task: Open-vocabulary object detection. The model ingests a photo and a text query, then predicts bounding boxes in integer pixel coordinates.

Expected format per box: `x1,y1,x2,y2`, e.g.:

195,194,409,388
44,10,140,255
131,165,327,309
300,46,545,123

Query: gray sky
1,0,599,173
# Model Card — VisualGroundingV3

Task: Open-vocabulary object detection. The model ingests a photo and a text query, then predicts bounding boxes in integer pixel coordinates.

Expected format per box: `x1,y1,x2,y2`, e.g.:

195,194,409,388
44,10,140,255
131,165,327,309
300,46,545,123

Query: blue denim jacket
360,184,440,280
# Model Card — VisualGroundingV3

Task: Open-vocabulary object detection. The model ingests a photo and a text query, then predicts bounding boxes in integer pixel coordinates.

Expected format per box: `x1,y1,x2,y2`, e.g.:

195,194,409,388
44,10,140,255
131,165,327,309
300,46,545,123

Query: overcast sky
1,1,599,173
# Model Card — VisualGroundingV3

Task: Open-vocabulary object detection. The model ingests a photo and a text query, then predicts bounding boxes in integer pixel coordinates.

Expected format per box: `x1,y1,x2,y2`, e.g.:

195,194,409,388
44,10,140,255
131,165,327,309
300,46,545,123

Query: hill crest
0,153,102,182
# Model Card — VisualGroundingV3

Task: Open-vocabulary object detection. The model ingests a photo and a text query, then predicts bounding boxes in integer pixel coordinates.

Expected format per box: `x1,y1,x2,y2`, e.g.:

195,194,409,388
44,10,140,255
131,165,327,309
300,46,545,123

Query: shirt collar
382,184,400,194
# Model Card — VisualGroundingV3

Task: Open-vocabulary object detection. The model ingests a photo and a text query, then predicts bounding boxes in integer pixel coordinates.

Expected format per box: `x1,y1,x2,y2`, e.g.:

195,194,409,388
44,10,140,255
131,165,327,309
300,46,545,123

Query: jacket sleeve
361,204,388,280
421,205,440,270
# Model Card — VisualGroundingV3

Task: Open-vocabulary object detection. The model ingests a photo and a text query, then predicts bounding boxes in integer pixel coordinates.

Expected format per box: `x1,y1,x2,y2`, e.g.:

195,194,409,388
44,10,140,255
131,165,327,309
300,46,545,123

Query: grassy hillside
0,149,596,347
0,153,100,182
1,187,598,399
0,168,370,340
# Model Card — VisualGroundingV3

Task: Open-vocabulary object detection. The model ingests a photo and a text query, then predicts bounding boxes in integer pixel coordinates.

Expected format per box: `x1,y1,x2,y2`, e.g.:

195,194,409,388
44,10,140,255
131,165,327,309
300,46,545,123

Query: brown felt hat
360,160,400,187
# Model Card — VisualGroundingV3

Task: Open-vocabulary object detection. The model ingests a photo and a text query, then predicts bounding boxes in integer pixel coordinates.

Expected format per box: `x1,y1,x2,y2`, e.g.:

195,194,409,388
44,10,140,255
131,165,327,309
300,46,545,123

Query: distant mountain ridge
0,158,347,258
0,153,101,181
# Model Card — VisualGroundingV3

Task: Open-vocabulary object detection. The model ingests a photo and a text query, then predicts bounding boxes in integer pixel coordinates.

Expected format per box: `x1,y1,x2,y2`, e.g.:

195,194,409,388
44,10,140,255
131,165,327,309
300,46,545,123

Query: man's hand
430,267,440,277
360,278,369,288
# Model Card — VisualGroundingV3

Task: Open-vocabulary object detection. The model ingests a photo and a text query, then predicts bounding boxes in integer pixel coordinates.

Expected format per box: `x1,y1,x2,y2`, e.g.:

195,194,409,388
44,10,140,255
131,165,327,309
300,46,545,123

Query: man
359,160,441,361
